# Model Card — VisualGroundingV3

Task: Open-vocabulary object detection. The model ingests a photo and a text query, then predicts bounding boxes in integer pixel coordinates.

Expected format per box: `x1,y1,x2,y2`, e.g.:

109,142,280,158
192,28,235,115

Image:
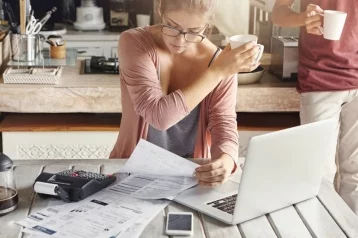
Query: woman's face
161,10,208,54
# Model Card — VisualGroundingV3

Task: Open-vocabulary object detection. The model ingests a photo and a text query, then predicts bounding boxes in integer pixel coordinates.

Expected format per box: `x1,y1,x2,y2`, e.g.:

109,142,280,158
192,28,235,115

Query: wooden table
2,159,358,238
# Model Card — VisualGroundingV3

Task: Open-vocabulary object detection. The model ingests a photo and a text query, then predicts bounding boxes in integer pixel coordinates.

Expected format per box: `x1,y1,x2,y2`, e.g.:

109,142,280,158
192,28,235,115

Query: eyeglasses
160,24,206,43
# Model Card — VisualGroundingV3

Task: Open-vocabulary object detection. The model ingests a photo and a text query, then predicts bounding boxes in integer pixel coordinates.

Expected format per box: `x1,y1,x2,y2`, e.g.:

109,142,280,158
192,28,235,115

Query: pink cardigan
110,27,239,163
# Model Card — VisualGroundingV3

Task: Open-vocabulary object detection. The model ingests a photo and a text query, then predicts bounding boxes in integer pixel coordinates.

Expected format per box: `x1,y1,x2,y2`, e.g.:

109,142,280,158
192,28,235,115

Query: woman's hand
209,42,261,79
304,4,324,35
194,154,235,187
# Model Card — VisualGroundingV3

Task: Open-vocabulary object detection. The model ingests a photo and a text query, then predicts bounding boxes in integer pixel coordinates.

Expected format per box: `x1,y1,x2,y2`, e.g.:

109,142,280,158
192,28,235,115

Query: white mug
136,14,151,27
229,34,264,65
318,10,347,40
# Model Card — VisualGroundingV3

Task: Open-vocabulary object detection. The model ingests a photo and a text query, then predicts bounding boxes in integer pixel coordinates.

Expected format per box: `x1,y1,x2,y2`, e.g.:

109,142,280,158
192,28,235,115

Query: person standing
272,0,358,215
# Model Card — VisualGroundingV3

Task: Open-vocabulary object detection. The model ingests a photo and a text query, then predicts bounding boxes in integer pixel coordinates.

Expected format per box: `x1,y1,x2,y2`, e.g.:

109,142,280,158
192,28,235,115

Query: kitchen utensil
26,15,43,35
47,35,64,47
50,41,66,59
237,65,264,85
25,8,57,35
11,34,40,61
4,2,19,34
37,7,57,27
19,0,26,34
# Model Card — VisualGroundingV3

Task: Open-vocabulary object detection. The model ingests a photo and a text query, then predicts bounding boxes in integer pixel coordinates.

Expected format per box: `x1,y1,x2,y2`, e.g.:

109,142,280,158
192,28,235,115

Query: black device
84,56,119,74
34,169,116,202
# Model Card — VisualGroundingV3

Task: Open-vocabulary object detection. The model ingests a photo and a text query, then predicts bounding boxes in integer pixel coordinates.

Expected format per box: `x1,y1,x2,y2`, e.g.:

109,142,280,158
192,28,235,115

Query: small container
50,42,66,59
237,65,265,85
10,34,40,62
0,153,18,216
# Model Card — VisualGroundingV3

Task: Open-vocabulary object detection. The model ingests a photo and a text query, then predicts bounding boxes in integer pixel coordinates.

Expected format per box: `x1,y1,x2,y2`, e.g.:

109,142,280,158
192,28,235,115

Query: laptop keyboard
207,194,237,215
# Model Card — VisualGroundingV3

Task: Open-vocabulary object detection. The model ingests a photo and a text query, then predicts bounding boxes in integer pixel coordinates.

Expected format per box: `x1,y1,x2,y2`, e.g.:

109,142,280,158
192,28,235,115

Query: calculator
34,169,116,202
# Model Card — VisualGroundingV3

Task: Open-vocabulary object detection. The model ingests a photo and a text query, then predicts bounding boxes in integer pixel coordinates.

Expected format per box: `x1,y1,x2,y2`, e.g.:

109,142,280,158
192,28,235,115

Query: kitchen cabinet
3,131,118,160
62,26,225,60
63,28,120,59
0,113,120,160
111,47,118,58
66,41,118,59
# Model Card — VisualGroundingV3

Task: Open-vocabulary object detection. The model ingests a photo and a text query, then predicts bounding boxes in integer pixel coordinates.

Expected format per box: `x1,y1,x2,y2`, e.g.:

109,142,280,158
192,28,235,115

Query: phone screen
167,214,192,231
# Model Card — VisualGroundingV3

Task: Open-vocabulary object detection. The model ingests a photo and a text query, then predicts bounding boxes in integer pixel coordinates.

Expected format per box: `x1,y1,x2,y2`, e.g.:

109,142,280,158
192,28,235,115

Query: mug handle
317,13,324,34
318,27,324,34
254,44,264,65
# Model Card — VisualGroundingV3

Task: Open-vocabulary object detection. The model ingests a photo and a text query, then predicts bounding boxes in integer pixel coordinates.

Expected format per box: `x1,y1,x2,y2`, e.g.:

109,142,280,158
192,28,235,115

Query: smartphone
165,212,193,236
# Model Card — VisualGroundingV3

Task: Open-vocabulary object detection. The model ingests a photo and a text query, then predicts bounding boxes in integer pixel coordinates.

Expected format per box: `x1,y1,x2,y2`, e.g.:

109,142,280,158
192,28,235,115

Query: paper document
27,212,161,238
107,174,197,200
17,140,201,238
18,190,169,238
17,173,170,238
119,139,199,177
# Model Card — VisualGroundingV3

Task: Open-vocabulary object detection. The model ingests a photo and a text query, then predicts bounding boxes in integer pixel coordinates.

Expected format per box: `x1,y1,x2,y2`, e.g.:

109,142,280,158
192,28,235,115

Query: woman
110,0,260,187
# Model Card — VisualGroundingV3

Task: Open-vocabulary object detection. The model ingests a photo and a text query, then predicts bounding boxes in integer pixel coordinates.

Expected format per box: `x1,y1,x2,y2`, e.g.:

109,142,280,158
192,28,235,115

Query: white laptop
174,119,337,224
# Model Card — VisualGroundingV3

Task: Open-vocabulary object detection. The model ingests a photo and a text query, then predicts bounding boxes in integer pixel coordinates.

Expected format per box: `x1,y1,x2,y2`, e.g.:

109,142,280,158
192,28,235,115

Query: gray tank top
147,47,221,158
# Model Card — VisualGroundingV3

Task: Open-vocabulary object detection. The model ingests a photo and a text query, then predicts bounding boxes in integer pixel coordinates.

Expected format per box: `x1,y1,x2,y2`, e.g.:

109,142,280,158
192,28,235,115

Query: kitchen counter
0,58,299,113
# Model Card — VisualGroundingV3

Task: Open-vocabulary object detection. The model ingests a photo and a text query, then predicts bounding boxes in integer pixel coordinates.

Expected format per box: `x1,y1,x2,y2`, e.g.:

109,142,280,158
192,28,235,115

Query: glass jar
0,153,18,216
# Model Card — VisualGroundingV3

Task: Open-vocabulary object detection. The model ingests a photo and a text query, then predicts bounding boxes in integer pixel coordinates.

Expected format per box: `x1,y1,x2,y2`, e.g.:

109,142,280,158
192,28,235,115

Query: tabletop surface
1,159,358,238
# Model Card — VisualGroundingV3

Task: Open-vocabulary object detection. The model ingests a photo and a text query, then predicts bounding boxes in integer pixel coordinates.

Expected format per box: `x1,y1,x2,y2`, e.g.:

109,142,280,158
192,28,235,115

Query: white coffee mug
229,34,264,65
136,14,151,27
318,10,347,40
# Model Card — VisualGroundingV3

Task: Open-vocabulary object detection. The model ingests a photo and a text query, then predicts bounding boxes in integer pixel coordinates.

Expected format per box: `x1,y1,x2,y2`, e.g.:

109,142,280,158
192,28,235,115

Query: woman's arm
119,31,258,131
119,31,190,131
195,75,239,187
207,75,239,162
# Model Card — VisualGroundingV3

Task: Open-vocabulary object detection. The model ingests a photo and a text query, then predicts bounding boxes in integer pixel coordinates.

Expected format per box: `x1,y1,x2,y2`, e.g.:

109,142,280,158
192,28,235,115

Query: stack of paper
17,140,200,238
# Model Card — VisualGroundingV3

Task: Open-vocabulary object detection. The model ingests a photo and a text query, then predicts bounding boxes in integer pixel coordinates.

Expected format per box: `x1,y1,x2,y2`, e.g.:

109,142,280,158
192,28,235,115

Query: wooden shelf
0,113,121,132
0,111,300,133
237,112,300,131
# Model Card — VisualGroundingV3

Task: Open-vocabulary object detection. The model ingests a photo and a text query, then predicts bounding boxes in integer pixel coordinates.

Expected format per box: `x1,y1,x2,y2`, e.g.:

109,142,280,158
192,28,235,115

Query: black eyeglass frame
160,23,207,43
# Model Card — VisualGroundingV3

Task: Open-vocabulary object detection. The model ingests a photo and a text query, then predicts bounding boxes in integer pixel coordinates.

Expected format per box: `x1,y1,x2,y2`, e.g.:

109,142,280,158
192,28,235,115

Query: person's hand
209,42,261,79
304,4,324,35
194,154,235,187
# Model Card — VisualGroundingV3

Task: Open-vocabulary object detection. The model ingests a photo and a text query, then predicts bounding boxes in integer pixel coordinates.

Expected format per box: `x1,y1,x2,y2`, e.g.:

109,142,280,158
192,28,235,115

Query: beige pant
300,90,358,215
